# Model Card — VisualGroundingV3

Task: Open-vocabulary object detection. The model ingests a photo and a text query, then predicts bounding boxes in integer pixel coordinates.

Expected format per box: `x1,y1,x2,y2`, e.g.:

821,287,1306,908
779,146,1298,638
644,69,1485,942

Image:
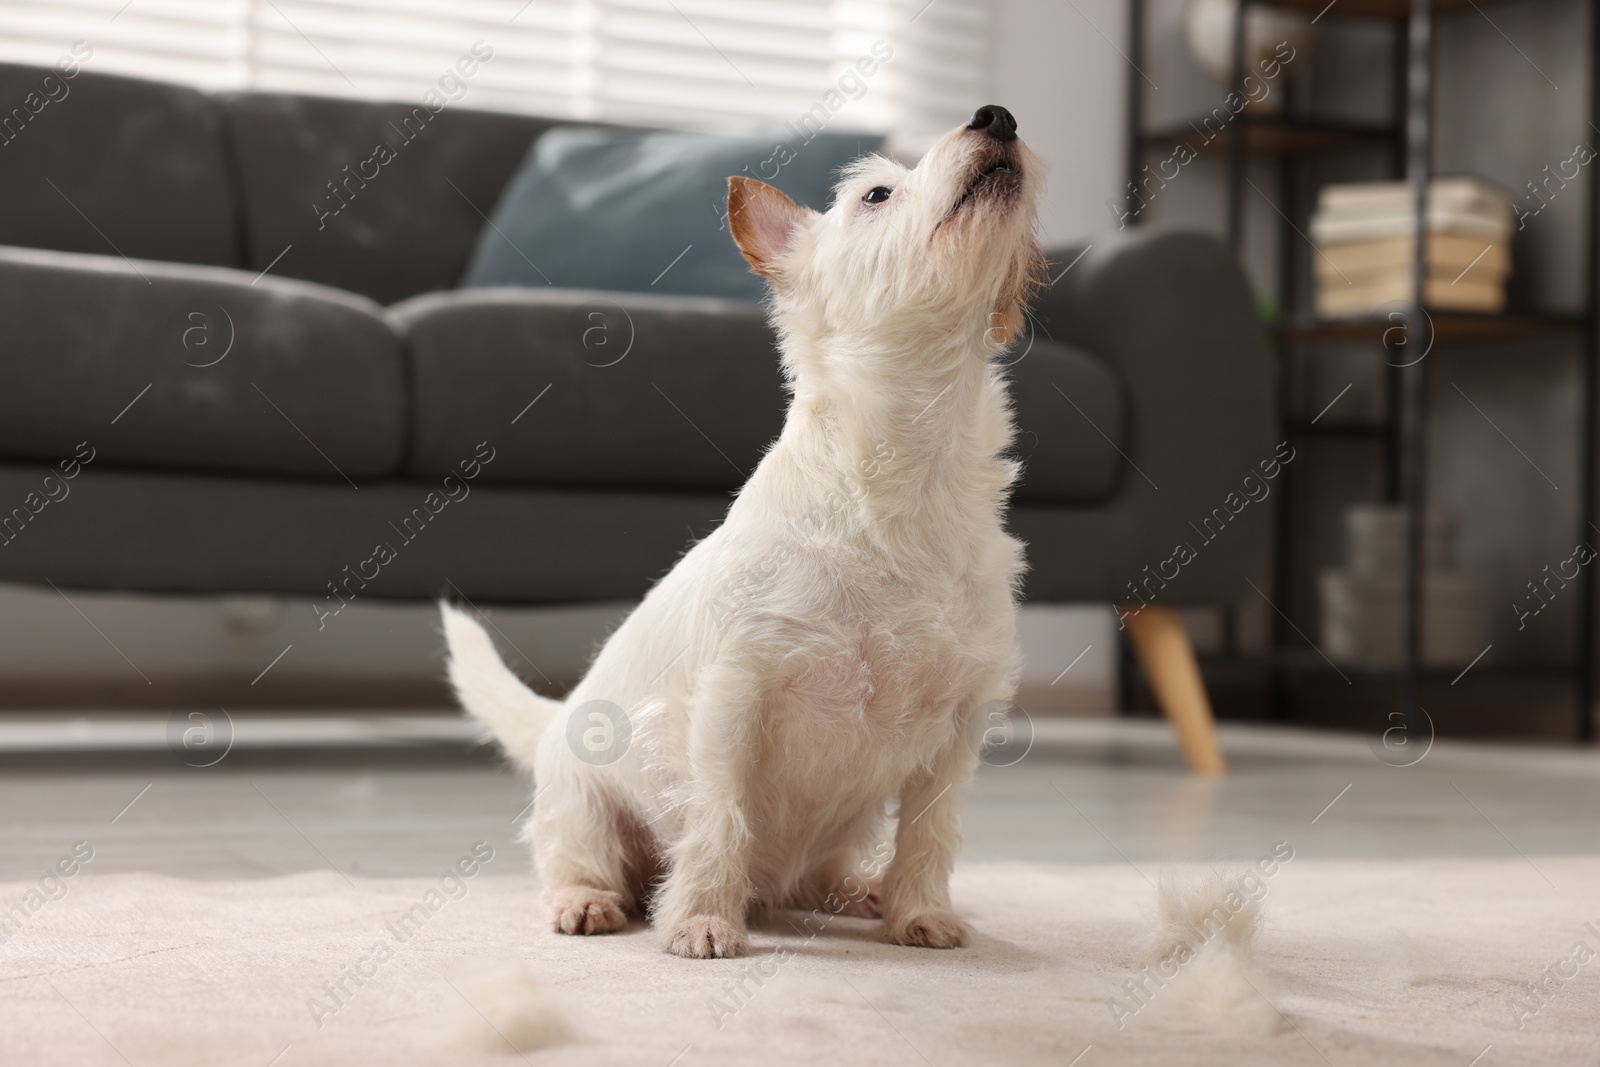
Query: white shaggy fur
1142,874,1281,1035
442,111,1046,959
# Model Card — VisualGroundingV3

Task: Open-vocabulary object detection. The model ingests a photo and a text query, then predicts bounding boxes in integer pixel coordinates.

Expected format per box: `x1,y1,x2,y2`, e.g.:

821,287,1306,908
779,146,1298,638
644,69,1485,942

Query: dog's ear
727,176,814,279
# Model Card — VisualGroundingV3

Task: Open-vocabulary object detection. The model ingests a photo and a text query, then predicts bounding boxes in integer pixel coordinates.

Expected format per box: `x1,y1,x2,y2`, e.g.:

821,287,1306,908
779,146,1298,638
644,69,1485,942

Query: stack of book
1319,505,1495,667
1310,178,1513,319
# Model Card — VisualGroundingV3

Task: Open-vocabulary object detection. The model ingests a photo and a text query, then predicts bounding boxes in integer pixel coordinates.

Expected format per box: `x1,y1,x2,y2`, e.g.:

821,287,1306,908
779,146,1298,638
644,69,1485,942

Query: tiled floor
1,718,1595,884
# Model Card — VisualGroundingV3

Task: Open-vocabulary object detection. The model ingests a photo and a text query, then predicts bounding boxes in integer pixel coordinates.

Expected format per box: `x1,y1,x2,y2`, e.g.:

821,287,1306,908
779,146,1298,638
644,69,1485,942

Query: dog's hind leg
787,850,883,919
530,782,636,936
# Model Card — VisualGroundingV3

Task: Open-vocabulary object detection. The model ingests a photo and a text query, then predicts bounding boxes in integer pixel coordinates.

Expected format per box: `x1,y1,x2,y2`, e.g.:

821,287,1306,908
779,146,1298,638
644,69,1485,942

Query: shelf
1259,0,1508,20
1129,0,1600,738
1237,649,1574,680
1278,311,1588,345
1140,116,1393,159
1285,420,1389,439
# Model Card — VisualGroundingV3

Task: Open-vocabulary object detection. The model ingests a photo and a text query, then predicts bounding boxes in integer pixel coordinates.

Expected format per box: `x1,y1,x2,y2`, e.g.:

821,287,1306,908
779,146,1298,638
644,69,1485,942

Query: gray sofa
0,64,1276,763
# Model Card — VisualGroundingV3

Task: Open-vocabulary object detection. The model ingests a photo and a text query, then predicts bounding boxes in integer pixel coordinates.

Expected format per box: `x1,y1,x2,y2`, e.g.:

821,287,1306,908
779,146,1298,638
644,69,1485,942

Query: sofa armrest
1011,228,1279,608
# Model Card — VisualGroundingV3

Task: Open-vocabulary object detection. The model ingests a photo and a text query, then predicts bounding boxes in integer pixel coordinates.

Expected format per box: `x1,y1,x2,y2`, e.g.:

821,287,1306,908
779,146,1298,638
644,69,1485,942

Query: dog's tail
440,602,562,769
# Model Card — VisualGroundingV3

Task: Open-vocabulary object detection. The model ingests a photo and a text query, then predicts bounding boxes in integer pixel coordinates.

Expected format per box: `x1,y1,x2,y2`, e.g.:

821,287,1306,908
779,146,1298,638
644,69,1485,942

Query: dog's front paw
886,909,968,949
548,886,628,935
667,915,747,959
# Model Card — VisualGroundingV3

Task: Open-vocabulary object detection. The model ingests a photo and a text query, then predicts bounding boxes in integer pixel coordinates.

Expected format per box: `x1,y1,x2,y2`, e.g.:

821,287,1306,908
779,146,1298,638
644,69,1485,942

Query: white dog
442,105,1045,959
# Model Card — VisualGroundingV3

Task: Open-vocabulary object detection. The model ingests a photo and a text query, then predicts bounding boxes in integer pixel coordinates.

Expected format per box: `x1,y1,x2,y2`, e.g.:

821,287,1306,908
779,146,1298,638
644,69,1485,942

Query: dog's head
727,105,1045,360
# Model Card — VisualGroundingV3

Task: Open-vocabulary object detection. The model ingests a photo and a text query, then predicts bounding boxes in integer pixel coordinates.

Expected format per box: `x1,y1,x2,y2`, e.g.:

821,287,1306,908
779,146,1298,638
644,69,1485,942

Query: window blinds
0,0,987,144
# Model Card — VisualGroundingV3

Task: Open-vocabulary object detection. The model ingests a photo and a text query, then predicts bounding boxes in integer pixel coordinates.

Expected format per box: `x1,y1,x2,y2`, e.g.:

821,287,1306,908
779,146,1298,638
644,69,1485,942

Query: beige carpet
3,859,1597,1066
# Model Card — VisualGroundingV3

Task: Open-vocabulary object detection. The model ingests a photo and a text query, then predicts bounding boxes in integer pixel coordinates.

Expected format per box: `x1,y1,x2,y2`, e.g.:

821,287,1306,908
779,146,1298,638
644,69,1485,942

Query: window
0,0,987,147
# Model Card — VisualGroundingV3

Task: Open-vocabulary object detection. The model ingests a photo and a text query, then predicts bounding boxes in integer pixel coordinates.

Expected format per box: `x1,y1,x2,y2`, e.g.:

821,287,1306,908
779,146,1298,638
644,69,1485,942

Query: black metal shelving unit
1124,0,1600,741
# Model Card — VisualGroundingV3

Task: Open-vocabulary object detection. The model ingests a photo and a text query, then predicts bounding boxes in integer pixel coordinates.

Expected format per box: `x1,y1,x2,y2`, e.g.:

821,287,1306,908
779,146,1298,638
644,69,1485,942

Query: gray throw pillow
458,126,883,301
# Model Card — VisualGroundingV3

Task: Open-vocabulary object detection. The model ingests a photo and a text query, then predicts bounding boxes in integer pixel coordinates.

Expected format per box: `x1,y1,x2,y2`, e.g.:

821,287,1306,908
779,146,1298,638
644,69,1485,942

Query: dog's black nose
967,105,1017,142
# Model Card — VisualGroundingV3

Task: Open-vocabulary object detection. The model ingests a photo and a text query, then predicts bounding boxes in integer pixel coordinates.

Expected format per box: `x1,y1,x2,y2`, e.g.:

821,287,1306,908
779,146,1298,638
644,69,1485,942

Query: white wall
984,0,1133,703
991,0,1130,247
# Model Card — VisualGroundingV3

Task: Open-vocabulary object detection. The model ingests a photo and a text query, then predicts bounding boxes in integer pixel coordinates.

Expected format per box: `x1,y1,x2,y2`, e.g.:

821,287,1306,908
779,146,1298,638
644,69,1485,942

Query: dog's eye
862,186,893,205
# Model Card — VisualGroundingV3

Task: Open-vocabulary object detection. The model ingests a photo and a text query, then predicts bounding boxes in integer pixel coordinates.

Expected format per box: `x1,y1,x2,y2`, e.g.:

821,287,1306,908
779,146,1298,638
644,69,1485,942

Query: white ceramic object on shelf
1319,568,1497,667
1318,504,1497,668
1343,504,1458,575
1183,0,1315,113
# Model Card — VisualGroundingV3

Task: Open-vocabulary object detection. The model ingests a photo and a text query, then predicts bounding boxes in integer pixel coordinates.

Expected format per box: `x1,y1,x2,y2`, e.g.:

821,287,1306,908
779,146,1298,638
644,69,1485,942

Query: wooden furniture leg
1122,604,1227,775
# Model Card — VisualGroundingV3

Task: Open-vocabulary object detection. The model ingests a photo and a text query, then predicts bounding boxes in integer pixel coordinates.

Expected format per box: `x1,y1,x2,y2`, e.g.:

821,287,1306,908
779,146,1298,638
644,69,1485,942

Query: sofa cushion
0,62,239,268
391,288,1125,501
459,126,881,300
221,92,555,305
0,246,406,480
390,288,787,490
